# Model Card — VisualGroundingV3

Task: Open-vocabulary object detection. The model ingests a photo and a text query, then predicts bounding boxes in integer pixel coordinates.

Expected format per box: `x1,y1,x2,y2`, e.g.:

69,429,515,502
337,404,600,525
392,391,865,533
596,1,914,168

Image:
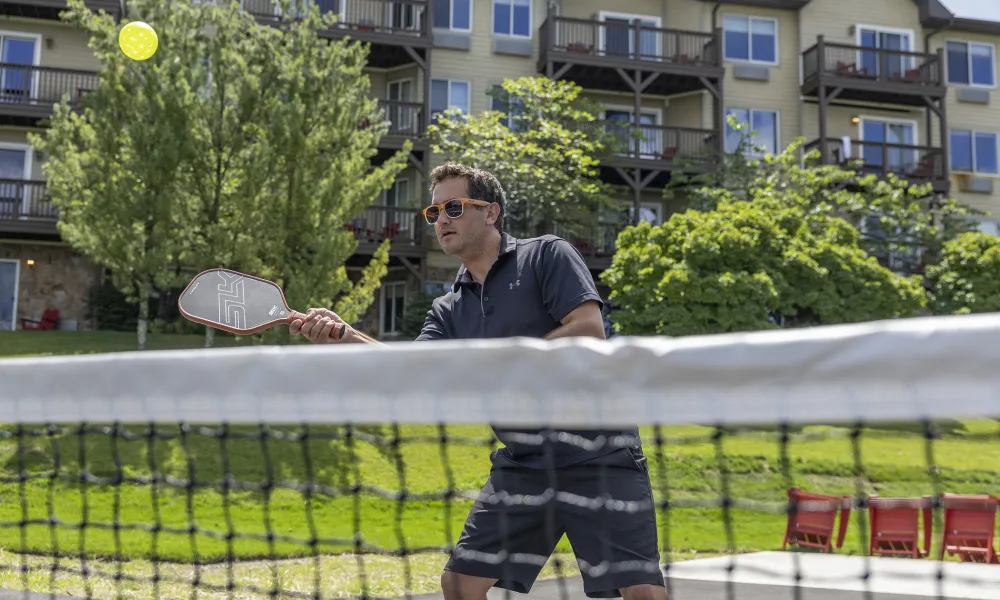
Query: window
976,219,1000,236
430,79,470,122
493,0,530,37
950,130,998,175
722,15,776,64
724,108,778,156
947,41,995,87
490,85,526,130
380,282,406,336
434,0,471,31
858,27,913,79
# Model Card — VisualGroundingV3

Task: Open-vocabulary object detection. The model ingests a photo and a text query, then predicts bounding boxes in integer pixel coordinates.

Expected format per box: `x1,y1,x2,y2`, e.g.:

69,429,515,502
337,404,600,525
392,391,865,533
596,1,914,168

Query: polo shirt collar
452,232,518,291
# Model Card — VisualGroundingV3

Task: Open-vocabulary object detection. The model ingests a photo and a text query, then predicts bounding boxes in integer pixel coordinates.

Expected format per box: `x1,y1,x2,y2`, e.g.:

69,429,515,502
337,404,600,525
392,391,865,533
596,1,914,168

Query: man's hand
290,308,347,343
290,308,381,344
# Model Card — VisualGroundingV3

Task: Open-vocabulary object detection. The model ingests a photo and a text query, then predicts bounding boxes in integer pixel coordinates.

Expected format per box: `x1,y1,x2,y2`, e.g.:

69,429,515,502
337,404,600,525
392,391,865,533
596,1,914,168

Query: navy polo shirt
416,233,642,468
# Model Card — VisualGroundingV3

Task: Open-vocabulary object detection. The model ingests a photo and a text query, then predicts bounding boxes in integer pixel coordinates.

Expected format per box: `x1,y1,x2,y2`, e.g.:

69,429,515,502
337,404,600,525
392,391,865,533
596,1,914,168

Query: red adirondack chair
939,493,999,564
20,308,59,331
783,487,853,552
868,495,932,558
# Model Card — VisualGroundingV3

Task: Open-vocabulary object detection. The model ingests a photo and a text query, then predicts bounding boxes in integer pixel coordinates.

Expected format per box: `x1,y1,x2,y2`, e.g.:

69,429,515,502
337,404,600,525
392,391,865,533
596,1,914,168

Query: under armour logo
509,279,520,289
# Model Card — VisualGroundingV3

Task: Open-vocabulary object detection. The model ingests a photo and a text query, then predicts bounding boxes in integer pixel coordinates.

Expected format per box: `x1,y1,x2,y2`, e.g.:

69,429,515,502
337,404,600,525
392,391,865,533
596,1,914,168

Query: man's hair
429,162,506,232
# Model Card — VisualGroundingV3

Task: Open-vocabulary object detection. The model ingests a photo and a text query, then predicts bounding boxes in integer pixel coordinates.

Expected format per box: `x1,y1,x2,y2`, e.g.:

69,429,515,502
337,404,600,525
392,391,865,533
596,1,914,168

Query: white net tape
1,313,998,426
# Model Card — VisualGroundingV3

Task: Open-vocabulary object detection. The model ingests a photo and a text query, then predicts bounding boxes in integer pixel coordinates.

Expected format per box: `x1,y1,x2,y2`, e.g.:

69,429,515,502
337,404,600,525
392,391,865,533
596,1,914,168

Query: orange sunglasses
422,198,492,224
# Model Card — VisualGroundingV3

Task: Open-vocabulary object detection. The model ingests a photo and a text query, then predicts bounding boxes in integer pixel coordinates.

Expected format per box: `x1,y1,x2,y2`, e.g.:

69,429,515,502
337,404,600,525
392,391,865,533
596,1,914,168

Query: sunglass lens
444,200,464,218
424,206,440,223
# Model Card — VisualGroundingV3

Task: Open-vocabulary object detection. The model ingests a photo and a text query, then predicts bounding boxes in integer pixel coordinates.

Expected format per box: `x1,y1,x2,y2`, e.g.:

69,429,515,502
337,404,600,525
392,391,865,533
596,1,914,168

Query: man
290,163,666,600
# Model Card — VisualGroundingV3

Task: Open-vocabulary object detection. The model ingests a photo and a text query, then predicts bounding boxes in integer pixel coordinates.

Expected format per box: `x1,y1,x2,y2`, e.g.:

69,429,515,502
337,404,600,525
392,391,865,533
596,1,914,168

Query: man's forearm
544,320,605,340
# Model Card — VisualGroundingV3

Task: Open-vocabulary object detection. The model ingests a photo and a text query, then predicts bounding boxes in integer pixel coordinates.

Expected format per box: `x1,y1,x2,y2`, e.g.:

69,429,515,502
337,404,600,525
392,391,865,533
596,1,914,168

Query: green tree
926,231,1000,315
602,196,927,337
666,121,981,277
33,0,405,348
427,76,616,238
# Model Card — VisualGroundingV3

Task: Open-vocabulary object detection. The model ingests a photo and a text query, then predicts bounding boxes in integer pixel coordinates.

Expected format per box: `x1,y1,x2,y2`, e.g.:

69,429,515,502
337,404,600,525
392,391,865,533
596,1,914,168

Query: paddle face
178,269,293,335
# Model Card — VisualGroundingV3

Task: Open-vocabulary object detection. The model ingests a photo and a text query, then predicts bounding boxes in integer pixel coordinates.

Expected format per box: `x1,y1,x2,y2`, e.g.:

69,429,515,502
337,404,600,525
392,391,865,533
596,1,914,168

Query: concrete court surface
2,551,1000,599
410,551,1000,600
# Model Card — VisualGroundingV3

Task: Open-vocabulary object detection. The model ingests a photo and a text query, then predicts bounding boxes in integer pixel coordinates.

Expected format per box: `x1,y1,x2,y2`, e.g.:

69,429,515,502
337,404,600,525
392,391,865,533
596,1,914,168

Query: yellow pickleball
118,21,158,61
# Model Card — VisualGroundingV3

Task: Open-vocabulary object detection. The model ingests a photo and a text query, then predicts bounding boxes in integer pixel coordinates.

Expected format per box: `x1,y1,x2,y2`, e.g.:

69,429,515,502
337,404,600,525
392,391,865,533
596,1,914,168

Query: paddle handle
287,310,348,340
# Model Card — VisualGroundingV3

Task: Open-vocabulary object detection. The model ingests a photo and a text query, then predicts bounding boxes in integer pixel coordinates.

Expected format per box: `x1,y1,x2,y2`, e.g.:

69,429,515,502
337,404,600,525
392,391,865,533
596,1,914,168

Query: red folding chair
868,495,932,558
20,308,59,331
783,487,852,552
939,494,999,564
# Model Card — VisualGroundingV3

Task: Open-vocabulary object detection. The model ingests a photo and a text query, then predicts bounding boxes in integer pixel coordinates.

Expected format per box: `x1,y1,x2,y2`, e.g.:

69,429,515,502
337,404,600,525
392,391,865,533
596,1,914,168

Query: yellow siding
559,1,664,22
0,18,100,71
928,32,1000,219
717,6,800,150
799,0,923,50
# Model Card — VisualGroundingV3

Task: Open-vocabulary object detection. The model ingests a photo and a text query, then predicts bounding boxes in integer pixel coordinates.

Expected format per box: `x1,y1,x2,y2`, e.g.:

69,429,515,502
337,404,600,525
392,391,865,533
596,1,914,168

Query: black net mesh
0,418,998,600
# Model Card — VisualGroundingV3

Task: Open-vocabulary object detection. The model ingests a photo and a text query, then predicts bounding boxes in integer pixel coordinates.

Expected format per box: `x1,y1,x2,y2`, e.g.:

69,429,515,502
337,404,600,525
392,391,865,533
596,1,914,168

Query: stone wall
0,243,100,331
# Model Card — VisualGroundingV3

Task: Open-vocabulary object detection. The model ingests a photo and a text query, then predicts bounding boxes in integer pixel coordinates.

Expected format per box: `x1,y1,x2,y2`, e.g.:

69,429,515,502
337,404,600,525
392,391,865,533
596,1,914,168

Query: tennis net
1,314,1000,600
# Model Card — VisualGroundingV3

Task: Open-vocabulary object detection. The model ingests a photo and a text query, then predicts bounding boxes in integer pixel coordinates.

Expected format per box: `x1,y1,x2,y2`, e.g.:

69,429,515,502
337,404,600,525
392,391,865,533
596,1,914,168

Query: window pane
493,1,510,34
974,132,998,174
490,85,505,112
724,108,749,153
451,81,470,112
430,80,449,114
513,2,530,36
453,0,470,29
971,43,995,86
950,130,973,171
433,0,451,28
751,110,777,155
750,19,776,62
723,16,749,60
947,42,970,84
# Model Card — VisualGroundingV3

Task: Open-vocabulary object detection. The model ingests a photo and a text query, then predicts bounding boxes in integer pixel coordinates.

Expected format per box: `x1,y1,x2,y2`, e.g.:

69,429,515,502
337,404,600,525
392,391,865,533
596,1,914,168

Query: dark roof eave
914,0,1000,35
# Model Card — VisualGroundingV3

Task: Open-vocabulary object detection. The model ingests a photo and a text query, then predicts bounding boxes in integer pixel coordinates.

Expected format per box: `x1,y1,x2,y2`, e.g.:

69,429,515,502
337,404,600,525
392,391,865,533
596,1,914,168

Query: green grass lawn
0,330,244,357
1,333,998,599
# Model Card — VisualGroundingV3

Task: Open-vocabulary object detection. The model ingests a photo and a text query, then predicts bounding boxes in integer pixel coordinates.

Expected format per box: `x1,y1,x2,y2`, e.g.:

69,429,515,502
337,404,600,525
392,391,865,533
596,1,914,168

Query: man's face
430,177,490,257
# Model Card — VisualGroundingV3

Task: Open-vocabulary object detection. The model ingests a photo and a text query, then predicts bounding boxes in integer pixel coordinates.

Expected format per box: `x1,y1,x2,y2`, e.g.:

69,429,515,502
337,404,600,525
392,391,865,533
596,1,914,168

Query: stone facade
0,243,100,331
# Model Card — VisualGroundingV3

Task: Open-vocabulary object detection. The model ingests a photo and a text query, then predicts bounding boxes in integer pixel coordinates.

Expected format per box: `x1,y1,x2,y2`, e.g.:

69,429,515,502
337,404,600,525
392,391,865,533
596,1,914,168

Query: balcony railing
601,121,718,165
0,180,55,222
805,138,946,185
568,221,622,264
541,16,720,67
378,100,424,137
344,205,423,249
0,64,98,110
802,40,943,88
241,0,428,38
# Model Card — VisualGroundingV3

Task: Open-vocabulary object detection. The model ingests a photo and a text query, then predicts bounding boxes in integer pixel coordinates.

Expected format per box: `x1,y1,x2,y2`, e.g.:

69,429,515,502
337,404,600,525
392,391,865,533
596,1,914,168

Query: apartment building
0,0,998,337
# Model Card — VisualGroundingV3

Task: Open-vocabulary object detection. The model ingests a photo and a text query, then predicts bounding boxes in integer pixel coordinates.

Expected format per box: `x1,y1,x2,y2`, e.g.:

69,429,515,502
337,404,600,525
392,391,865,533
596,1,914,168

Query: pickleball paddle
177,268,346,339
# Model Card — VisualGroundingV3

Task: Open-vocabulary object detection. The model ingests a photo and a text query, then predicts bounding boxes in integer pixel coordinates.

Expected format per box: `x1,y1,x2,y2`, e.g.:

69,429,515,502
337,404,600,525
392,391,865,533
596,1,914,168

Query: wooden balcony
242,0,430,69
0,64,98,125
801,38,946,106
565,222,624,272
538,16,723,96
344,205,426,257
805,138,948,194
602,122,719,171
0,179,58,237
0,0,119,20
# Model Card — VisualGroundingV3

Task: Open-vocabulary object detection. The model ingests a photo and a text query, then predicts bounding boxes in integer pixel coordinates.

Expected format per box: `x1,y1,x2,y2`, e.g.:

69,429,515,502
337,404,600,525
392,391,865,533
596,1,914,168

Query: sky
939,0,1000,23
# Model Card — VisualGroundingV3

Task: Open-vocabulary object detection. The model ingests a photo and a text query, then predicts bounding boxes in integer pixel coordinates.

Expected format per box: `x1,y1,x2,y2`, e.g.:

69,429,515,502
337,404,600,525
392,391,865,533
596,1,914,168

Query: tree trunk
205,326,215,348
137,285,149,351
